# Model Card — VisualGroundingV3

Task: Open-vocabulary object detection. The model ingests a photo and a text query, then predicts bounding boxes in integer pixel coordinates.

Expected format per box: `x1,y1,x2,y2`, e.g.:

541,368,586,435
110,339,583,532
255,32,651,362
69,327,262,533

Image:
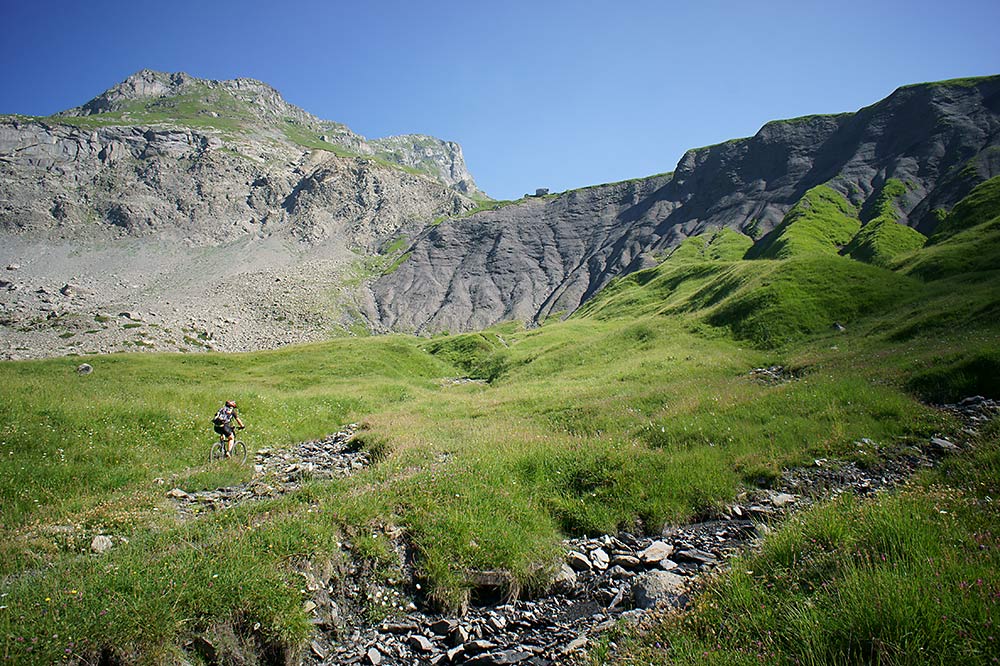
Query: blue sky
2,0,998,200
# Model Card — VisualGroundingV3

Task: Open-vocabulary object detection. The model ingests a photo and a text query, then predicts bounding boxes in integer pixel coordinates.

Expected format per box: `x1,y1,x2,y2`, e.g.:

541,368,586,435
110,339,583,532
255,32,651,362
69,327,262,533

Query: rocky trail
167,424,368,513
168,397,997,665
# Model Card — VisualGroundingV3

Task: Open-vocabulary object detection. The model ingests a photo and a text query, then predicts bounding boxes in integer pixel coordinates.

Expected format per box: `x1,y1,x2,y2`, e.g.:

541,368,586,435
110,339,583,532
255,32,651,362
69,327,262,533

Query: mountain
1,69,484,246
0,70,486,358
368,76,1000,334
1,73,998,358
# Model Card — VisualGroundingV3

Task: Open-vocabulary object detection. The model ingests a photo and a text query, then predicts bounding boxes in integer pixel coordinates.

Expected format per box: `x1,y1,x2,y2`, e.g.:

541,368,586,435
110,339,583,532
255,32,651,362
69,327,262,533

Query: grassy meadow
2,178,1000,663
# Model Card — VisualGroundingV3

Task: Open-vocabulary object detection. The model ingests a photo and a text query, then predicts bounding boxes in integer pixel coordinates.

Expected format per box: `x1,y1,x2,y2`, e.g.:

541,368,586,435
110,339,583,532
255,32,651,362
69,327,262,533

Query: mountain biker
212,400,245,457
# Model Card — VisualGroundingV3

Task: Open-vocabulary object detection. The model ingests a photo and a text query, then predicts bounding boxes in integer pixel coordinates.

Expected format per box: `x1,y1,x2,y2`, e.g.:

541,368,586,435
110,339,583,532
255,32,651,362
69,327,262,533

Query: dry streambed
166,397,997,665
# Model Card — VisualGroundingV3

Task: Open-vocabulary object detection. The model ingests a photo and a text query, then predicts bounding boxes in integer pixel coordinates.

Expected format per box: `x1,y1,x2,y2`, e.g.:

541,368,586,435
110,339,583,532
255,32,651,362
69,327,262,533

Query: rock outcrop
369,76,1000,333
1,69,481,248
0,70,485,358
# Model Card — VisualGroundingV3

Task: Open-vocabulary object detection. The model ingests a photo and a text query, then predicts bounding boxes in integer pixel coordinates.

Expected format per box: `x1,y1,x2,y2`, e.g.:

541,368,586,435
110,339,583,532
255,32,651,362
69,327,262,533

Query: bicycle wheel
230,440,248,464
209,440,226,463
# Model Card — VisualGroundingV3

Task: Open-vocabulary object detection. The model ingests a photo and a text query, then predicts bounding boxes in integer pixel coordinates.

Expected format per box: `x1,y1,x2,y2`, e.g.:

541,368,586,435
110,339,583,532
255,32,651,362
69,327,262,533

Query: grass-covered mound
703,256,918,347
579,253,919,348
843,178,927,266
896,177,1000,281
930,175,1000,241
842,216,927,266
666,228,754,262
745,185,860,260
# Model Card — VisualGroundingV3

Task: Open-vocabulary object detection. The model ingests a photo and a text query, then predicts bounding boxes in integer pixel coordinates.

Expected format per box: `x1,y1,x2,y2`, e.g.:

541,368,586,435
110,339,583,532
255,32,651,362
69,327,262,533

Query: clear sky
2,0,998,200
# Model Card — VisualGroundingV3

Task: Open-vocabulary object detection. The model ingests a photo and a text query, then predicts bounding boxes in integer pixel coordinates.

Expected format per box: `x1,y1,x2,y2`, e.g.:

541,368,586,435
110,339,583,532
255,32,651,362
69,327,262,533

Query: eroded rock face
0,118,473,250
370,77,1000,333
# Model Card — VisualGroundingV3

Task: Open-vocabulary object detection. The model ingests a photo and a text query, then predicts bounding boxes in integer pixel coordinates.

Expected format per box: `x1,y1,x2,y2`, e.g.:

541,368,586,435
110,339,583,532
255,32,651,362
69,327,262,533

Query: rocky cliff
368,76,1000,334
1,69,482,248
0,70,483,358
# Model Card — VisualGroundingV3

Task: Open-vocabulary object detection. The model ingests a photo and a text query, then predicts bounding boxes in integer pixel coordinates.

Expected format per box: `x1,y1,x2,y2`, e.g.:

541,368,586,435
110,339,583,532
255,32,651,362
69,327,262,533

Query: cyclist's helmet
226,400,237,407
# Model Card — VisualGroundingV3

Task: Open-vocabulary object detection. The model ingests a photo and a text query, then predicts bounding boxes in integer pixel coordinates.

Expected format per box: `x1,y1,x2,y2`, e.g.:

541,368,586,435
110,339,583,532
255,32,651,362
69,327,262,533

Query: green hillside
745,185,861,260
1,181,999,663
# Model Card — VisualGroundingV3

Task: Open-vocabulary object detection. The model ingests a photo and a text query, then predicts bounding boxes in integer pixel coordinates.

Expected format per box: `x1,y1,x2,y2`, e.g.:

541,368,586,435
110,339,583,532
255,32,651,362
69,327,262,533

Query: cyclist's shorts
214,423,234,437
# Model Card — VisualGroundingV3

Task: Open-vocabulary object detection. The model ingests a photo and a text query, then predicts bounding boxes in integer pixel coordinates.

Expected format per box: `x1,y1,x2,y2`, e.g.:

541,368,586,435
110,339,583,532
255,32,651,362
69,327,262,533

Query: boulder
76,363,93,375
408,635,434,653
632,570,686,609
611,554,641,569
674,548,718,566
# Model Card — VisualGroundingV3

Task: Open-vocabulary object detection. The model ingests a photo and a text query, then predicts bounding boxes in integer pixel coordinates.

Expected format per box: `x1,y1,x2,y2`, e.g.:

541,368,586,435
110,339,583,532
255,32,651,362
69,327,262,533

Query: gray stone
490,648,535,663
552,563,578,591
633,570,686,609
76,363,93,375
589,547,610,570
770,492,797,507
310,640,327,659
409,635,434,653
365,646,383,665
449,625,470,647
675,548,718,566
611,554,641,569
638,540,674,564
166,488,189,499
90,534,113,553
659,558,680,571
931,436,959,452
562,636,588,653
60,283,90,297
464,639,498,655
430,618,457,636
566,550,592,571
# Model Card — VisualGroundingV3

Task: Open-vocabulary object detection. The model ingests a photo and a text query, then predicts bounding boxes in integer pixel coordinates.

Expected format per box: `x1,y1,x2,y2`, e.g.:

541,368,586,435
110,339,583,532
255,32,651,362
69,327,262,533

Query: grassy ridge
844,179,927,266
746,186,860,260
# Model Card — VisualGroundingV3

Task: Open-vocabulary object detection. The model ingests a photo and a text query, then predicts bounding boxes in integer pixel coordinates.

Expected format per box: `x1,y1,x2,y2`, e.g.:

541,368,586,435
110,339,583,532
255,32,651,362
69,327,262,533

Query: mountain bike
209,428,247,463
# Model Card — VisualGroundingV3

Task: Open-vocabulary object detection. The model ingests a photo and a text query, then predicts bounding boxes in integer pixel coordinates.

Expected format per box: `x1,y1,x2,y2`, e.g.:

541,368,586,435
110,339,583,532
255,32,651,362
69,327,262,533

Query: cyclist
212,400,245,457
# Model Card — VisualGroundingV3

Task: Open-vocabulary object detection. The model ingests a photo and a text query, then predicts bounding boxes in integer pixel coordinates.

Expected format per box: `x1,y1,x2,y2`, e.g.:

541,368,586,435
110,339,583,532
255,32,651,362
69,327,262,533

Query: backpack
212,406,230,426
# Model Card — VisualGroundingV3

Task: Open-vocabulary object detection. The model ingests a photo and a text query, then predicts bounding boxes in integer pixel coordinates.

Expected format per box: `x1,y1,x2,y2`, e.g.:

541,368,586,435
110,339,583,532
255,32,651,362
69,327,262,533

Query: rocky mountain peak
48,69,485,197
60,69,316,125
370,134,483,197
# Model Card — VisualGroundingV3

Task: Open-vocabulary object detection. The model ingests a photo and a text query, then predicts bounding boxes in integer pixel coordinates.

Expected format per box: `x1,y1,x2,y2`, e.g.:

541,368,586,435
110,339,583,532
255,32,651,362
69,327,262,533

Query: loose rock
633,571,686,609
90,534,113,554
